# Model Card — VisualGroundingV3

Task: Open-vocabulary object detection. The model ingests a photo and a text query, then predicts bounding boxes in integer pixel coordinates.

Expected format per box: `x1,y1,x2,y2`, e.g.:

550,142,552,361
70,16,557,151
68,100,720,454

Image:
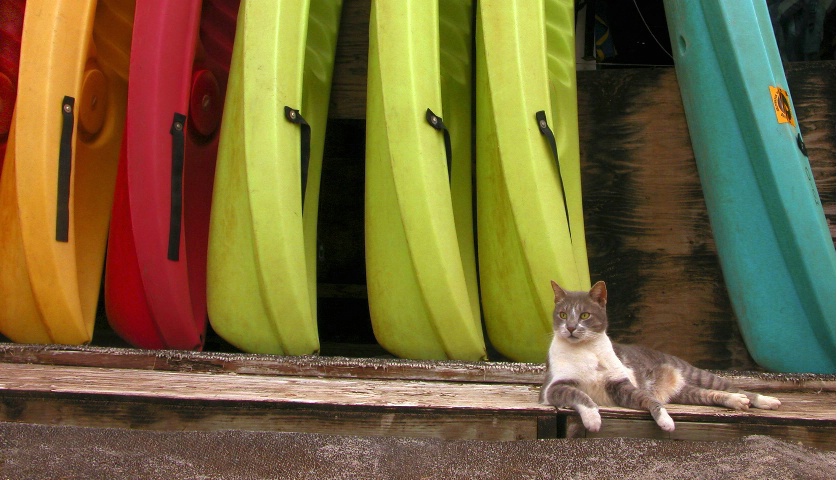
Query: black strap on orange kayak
425,108,452,182
284,106,311,211
536,110,572,239
167,112,186,261
56,96,75,242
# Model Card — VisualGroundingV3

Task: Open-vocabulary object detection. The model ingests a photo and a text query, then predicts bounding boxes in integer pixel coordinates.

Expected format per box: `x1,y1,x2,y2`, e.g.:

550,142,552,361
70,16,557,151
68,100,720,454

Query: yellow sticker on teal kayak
769,85,795,127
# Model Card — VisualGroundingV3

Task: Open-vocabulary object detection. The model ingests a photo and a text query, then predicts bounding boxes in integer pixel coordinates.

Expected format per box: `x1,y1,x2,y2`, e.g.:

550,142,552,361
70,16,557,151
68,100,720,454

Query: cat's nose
566,325,576,334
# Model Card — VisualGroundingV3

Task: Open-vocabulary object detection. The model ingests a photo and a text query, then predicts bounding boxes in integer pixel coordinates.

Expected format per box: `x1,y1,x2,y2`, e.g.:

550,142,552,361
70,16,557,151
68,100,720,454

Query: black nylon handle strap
167,112,186,261
536,110,572,239
56,96,75,242
425,108,452,182
284,106,311,211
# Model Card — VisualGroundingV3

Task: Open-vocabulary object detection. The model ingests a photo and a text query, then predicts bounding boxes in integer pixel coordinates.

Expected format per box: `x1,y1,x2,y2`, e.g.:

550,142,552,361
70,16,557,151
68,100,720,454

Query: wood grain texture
0,361,831,445
0,394,545,440
0,363,549,413
566,417,835,451
562,389,837,450
328,0,369,119
786,61,836,240
2,344,832,391
577,67,756,369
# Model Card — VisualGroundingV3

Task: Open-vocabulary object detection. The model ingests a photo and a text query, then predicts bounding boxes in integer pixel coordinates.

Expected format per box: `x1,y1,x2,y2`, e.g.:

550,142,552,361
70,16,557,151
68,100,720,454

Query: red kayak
0,0,24,172
105,0,239,349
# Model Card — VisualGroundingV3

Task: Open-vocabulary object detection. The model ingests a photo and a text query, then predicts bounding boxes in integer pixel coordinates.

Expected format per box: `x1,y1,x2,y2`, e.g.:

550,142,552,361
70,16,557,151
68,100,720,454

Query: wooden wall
575,64,833,369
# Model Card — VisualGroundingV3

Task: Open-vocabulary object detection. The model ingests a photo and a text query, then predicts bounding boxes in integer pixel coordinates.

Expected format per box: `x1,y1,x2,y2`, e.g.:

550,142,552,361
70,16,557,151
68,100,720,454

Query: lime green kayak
476,0,590,362
365,0,486,360
206,0,341,354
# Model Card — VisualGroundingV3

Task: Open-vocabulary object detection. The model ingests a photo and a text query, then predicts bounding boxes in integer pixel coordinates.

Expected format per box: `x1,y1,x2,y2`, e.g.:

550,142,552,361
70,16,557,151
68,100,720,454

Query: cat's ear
589,281,607,307
550,280,567,304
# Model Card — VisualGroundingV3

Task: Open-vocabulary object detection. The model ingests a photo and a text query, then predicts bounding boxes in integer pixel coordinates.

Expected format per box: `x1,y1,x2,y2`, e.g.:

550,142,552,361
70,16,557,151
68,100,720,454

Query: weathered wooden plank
786,61,836,240
0,363,549,414
566,417,835,451
0,344,546,384
594,391,835,425
1,362,830,424
560,388,837,450
1,344,832,392
0,394,543,441
1,361,832,445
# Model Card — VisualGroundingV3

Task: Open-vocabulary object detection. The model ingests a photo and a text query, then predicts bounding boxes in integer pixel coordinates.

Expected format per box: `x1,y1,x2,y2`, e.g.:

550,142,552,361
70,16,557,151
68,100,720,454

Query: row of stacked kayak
0,0,588,363
0,0,333,353
0,1,833,372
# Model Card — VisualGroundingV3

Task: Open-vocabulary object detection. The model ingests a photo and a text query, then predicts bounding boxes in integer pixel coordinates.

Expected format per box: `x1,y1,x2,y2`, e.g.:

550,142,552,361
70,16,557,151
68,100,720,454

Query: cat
539,280,781,432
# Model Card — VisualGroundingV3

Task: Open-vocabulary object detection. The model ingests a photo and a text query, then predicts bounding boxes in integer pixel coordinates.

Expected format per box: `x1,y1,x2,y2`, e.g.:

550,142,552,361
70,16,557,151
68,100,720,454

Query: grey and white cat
540,280,781,432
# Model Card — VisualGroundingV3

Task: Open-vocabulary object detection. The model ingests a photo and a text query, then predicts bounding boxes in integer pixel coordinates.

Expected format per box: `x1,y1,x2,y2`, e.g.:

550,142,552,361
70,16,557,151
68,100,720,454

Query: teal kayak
664,0,835,373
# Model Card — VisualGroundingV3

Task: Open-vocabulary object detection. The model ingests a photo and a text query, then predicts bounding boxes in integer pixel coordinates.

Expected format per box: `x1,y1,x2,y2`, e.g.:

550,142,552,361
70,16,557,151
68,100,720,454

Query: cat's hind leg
677,362,780,410
747,392,781,410
606,378,675,431
670,384,751,410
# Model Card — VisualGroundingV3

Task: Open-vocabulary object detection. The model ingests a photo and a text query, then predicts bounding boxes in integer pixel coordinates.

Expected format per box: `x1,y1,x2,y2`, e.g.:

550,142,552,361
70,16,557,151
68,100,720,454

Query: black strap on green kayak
167,112,187,261
536,110,572,239
56,96,75,242
285,106,311,211
425,108,452,183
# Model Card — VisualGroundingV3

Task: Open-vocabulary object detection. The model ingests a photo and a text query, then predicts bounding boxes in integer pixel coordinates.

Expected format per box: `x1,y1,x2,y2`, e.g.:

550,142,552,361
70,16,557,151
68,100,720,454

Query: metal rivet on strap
63,103,73,114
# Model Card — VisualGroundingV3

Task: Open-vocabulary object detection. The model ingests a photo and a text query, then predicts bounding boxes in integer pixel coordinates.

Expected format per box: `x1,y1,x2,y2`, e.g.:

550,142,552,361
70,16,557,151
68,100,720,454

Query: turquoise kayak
664,0,835,373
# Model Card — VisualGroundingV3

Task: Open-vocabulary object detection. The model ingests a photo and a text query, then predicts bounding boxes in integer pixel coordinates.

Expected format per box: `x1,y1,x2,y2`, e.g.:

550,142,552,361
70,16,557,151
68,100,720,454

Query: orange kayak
0,0,134,344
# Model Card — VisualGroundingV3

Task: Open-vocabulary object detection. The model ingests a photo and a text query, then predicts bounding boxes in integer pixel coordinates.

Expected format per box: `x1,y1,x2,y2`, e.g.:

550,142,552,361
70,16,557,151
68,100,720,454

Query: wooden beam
1,361,832,446
1,344,833,392
0,362,552,440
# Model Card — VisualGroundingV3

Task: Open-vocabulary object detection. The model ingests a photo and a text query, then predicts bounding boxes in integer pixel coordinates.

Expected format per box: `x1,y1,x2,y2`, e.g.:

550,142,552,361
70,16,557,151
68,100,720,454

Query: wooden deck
1,345,833,450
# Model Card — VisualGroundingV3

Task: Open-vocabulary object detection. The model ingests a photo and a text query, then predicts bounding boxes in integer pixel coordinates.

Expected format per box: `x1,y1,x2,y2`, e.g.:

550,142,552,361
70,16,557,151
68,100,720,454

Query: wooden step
0,361,555,441
0,345,833,449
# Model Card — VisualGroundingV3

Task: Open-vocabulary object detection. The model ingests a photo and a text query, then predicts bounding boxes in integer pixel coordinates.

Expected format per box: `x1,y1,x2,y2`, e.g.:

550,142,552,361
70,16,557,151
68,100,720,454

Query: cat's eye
558,312,568,319
580,312,591,320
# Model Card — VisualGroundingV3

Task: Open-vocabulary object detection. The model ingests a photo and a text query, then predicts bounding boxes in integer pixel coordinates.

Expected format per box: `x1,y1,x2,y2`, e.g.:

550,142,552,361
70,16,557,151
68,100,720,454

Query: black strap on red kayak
55,96,75,242
425,108,452,182
167,112,186,261
536,110,572,239
284,106,311,210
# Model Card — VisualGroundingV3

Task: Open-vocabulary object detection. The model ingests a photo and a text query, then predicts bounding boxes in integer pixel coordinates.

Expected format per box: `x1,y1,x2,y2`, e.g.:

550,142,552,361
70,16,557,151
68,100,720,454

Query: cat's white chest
546,336,636,406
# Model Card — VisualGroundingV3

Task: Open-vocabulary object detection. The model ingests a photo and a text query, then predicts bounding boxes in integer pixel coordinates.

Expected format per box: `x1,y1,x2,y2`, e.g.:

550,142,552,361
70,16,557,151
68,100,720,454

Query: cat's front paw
751,394,781,410
654,407,675,432
576,404,602,432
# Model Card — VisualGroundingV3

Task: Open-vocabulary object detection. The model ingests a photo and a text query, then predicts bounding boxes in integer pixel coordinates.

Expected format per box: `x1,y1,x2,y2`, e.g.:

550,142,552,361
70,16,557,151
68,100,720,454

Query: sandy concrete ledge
0,421,833,479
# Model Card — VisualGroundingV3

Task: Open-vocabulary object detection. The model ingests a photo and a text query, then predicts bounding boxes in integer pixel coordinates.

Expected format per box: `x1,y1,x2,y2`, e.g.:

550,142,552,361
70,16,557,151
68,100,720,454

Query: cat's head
550,281,609,343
